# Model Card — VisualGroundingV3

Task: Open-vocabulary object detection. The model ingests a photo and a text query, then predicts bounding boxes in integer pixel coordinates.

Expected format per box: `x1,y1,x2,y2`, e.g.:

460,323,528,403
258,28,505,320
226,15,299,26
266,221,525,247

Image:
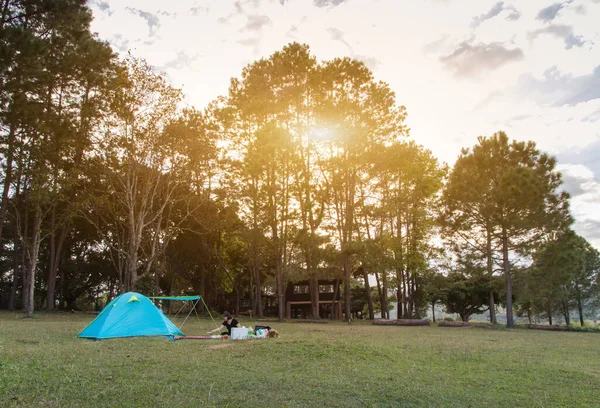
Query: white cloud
440,41,524,77
243,14,272,32
126,8,161,36
519,65,600,106
89,0,112,15
527,24,586,49
536,1,572,22
470,2,521,28
558,163,600,199
314,0,347,8
556,163,600,248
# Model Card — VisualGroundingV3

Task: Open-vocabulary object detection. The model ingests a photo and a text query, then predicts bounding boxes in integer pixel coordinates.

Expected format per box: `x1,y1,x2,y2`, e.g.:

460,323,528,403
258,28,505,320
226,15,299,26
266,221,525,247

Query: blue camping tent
78,292,183,340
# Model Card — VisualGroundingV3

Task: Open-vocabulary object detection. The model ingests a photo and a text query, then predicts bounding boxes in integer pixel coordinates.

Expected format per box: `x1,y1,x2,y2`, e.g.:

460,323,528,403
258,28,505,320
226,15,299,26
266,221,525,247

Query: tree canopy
0,1,596,329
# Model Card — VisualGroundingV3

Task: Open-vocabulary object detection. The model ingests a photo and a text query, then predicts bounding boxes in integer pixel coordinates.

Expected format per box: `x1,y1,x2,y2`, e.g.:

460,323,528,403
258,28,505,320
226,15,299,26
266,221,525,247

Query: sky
87,0,600,248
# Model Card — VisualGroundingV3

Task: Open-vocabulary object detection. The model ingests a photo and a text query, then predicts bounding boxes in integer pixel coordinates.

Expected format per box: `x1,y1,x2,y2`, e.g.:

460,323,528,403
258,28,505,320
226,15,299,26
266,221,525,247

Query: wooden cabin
285,279,342,320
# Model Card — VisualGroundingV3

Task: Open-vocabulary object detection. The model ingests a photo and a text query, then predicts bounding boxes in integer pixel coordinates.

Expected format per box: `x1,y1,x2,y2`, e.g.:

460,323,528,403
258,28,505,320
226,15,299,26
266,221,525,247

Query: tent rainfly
78,292,183,340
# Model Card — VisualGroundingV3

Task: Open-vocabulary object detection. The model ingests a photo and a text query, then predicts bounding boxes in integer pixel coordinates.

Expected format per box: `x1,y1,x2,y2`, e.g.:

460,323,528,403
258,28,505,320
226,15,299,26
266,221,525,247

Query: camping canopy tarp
78,292,183,340
149,295,213,329
148,296,200,301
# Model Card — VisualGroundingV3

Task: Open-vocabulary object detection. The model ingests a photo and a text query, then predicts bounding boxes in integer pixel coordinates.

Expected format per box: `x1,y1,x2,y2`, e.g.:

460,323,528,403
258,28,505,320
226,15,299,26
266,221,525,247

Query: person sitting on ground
206,311,240,336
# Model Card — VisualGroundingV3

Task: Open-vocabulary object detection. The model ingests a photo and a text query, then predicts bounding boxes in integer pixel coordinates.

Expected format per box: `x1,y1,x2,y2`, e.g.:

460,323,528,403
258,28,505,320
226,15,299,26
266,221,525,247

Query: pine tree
443,132,571,327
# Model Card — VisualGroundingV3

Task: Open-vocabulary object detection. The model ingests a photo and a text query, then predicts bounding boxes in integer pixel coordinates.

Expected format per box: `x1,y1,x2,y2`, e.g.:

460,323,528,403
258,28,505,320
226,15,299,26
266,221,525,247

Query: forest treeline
1,0,598,326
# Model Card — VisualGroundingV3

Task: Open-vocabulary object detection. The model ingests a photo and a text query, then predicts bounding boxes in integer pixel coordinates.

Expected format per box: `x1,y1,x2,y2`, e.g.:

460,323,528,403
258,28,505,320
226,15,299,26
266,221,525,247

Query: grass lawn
1,311,599,407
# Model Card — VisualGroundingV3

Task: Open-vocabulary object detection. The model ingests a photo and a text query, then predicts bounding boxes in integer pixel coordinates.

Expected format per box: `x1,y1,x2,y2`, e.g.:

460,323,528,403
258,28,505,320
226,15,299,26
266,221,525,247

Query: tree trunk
273,211,284,321
167,273,175,314
8,249,20,310
501,227,514,328
273,224,284,321
402,270,409,318
48,208,56,305
309,275,320,319
374,270,385,319
20,199,29,312
250,173,263,318
308,249,319,319
197,263,205,311
408,273,415,318
277,263,285,321
0,118,16,244
255,266,263,318
59,270,65,310
128,236,138,291
488,292,496,324
249,267,256,317
25,210,43,318
9,240,21,310
431,301,436,323
108,278,115,304
547,300,553,326
396,227,404,320
486,227,497,324
414,279,421,320
46,219,69,310
328,278,340,320
250,266,263,318
577,295,584,327
382,271,389,319
154,257,161,296
562,301,570,326
265,165,284,322
342,160,356,322
363,267,374,319
343,252,351,321
396,281,403,319
22,245,28,312
406,272,412,318
117,259,125,294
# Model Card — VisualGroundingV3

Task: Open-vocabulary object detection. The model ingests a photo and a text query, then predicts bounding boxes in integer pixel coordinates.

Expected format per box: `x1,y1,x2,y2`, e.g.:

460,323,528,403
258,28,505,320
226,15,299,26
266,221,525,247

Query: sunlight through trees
1,1,597,328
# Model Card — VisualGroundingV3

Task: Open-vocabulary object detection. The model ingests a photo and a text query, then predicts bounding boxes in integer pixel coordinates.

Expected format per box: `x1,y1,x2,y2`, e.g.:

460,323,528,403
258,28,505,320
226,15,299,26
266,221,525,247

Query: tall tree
226,49,299,321
371,141,444,318
84,56,183,292
317,57,406,320
0,0,113,316
43,32,116,310
528,230,600,326
444,132,571,327
571,235,600,325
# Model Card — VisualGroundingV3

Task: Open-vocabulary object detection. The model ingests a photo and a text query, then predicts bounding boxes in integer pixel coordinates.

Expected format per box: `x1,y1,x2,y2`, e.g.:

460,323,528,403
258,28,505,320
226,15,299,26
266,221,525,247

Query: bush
566,325,600,333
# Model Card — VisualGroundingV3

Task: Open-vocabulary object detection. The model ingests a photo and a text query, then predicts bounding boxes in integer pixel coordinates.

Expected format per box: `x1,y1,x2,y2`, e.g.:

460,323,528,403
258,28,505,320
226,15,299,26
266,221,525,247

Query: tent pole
192,299,203,323
179,298,201,330
173,301,187,320
202,296,216,324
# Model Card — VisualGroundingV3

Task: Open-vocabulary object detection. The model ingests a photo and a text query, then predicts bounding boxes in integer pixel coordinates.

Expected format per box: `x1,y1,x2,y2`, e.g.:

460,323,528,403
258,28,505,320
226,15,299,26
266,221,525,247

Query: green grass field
1,312,599,407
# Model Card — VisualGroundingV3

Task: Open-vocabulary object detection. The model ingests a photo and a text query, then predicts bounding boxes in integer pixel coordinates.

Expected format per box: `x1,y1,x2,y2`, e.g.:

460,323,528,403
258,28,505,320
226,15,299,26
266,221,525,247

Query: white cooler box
231,327,248,340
